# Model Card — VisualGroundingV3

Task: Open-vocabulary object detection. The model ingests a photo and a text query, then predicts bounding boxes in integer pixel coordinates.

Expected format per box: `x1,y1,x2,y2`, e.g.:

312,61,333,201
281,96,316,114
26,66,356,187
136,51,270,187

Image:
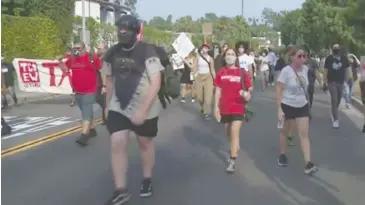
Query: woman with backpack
195,44,215,120
214,48,253,173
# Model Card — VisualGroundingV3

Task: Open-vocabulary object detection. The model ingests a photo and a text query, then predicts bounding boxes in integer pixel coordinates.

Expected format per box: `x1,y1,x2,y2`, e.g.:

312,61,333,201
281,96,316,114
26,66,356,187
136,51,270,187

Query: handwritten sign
172,32,195,59
171,53,184,70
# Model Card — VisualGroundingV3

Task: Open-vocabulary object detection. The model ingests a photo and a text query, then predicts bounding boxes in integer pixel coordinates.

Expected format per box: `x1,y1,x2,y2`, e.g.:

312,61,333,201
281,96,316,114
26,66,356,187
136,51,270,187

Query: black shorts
281,103,310,120
220,114,244,124
106,111,158,137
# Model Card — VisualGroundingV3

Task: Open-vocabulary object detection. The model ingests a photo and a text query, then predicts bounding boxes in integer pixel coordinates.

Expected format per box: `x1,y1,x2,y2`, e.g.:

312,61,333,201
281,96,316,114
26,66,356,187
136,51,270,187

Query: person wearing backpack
102,15,170,205
58,41,102,146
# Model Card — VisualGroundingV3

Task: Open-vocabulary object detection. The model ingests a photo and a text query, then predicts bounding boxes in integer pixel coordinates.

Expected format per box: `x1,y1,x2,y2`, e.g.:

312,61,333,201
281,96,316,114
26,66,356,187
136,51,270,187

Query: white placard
172,32,195,59
171,53,184,70
12,58,73,94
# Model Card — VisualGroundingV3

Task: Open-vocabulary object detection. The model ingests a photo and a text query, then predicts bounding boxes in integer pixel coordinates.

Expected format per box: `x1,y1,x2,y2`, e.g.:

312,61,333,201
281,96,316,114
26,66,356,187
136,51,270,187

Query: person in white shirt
259,50,270,91
195,44,216,120
276,46,318,175
236,41,254,79
267,47,278,84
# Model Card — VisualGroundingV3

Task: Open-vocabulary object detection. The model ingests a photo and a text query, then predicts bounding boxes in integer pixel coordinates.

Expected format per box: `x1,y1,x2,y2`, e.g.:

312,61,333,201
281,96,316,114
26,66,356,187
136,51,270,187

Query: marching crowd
1,14,365,205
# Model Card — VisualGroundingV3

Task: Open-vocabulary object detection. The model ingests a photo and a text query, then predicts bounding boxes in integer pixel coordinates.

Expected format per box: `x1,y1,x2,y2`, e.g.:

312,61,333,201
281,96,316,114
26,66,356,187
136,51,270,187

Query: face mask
225,56,237,65
333,48,340,55
238,48,244,54
118,29,137,45
72,49,81,57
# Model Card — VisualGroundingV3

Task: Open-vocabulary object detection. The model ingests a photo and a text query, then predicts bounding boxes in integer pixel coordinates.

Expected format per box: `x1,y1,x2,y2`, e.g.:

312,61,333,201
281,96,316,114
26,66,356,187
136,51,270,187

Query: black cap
115,14,140,32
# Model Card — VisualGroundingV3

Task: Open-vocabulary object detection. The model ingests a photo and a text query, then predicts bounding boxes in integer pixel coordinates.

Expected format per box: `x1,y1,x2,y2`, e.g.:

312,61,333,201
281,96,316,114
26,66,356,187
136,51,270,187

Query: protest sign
12,58,73,94
172,32,195,59
171,53,184,70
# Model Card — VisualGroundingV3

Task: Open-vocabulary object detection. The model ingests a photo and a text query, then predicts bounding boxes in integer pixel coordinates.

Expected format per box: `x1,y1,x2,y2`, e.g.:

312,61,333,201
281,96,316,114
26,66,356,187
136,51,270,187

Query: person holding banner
180,52,196,103
58,41,102,146
1,56,18,109
196,44,215,120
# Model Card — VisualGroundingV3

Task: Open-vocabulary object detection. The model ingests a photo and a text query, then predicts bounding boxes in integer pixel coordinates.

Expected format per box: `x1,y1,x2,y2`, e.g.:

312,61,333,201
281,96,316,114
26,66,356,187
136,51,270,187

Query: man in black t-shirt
324,44,350,128
1,57,18,109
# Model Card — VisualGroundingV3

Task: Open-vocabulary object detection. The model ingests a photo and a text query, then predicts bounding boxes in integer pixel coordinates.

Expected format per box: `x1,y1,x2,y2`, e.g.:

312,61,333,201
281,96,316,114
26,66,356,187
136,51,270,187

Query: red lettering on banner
18,60,41,88
42,62,71,87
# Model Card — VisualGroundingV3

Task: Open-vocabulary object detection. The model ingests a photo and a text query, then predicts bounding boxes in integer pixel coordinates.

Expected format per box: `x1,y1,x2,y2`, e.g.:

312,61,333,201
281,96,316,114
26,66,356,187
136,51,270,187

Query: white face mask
225,55,237,65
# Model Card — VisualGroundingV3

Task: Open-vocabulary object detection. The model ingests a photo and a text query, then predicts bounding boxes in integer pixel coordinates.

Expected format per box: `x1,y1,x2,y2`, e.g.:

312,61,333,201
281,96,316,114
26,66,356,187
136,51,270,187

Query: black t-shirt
1,62,15,87
324,55,349,83
274,58,286,71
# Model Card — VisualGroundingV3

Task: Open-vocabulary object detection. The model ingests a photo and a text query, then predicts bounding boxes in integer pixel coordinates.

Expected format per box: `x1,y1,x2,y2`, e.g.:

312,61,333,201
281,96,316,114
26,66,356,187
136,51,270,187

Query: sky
136,0,305,21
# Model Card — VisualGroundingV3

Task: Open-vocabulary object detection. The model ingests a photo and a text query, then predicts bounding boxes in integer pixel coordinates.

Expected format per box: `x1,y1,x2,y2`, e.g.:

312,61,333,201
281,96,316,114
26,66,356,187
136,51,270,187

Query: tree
27,0,74,49
1,0,29,16
279,9,304,46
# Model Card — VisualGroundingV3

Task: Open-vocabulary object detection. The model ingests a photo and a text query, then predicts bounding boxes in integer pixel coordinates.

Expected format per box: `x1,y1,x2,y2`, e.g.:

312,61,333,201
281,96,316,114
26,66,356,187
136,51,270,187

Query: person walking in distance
236,41,254,79
214,48,253,173
102,15,165,204
96,42,108,124
323,44,350,128
196,44,215,120
276,46,318,175
58,42,102,146
267,47,278,85
302,44,319,108
1,56,18,109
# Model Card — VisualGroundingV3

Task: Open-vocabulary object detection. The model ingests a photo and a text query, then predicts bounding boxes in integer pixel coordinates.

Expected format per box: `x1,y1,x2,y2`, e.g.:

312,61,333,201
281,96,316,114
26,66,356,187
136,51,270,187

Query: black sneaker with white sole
75,134,90,146
105,189,131,205
140,178,153,198
277,154,288,167
304,162,318,175
89,128,97,137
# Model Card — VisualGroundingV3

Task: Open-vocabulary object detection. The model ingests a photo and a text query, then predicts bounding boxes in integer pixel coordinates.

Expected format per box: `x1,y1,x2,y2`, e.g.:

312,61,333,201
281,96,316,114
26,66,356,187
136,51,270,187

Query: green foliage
74,16,101,48
1,0,29,16
27,0,75,49
1,15,62,61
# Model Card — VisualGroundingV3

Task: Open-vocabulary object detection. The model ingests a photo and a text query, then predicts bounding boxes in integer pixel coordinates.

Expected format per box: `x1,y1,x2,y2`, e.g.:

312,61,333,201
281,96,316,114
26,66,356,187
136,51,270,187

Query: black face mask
117,29,137,47
333,48,340,55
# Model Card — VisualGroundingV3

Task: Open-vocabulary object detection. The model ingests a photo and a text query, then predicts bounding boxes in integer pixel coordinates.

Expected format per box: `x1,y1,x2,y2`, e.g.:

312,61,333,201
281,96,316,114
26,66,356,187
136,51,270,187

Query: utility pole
241,0,251,47
82,0,86,43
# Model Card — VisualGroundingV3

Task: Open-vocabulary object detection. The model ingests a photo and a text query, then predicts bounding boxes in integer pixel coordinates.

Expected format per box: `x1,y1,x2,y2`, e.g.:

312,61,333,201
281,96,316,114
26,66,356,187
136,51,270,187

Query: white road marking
2,116,76,140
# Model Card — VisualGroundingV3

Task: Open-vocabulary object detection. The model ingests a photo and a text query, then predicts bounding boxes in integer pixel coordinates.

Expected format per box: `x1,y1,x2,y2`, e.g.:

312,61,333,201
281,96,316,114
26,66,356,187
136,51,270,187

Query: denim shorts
75,93,96,121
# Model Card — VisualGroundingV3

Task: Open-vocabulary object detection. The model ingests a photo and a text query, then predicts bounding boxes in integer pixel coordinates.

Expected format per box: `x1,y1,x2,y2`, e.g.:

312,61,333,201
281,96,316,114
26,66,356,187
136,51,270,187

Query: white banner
171,53,184,70
12,58,73,94
172,32,195,59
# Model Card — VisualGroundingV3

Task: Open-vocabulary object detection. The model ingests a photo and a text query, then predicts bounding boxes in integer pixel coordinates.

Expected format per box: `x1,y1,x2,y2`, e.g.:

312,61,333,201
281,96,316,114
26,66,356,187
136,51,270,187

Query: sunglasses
297,54,307,59
73,47,82,50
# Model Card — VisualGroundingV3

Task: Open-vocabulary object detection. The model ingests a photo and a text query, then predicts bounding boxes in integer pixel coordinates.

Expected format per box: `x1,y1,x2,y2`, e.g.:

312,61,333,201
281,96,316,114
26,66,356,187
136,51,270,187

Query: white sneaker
180,99,186,103
332,120,339,128
191,98,195,103
346,103,350,109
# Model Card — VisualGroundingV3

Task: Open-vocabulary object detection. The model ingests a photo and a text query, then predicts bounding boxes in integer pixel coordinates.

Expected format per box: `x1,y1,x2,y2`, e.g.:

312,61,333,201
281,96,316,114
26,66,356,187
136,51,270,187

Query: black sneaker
1,125,12,136
287,136,295,147
105,189,131,205
140,178,153,198
277,154,288,167
76,134,89,146
362,124,365,133
304,162,318,175
89,128,97,137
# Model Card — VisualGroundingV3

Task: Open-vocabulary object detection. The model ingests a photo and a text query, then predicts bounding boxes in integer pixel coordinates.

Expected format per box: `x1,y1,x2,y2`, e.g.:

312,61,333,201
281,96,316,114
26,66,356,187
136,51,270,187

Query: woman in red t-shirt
214,48,253,173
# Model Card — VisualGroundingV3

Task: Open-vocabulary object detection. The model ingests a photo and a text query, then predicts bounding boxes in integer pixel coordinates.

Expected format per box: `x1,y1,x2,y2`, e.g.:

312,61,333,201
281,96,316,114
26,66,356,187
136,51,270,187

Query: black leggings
308,84,314,108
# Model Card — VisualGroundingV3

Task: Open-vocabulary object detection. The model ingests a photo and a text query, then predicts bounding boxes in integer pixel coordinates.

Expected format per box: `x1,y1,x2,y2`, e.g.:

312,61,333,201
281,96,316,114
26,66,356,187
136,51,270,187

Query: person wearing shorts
214,48,253,173
59,41,102,146
102,15,165,205
276,46,318,175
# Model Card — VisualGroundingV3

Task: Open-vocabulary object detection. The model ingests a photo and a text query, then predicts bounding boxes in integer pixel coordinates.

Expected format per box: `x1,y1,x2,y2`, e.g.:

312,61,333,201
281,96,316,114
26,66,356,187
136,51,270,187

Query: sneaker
304,162,318,175
362,124,365,133
191,98,195,103
204,114,211,120
277,154,288,167
69,101,75,107
105,189,131,205
76,134,89,146
332,120,339,129
1,125,12,136
226,159,236,173
140,178,153,198
89,128,97,137
180,98,186,103
345,103,350,109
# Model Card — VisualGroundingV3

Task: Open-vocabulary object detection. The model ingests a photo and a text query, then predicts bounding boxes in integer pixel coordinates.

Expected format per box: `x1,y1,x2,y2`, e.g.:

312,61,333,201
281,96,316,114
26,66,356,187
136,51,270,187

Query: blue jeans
343,80,353,104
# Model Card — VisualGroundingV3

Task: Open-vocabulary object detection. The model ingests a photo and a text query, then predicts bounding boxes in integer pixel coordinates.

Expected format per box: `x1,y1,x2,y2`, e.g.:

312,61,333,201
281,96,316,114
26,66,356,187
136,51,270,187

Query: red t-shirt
215,67,253,115
65,53,102,94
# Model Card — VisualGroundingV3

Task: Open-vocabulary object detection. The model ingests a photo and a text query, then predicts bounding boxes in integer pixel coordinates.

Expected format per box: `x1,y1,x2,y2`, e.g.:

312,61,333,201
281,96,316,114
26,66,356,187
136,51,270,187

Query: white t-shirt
260,56,269,71
277,65,309,108
239,54,254,71
197,55,211,74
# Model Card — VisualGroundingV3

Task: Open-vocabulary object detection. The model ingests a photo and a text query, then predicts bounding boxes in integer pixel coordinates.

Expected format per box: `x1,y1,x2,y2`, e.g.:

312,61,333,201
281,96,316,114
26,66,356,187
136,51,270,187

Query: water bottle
277,118,284,129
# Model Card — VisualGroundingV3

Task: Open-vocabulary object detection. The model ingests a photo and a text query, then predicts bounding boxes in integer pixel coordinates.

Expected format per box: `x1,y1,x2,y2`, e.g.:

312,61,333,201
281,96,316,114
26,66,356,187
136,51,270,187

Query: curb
351,96,364,113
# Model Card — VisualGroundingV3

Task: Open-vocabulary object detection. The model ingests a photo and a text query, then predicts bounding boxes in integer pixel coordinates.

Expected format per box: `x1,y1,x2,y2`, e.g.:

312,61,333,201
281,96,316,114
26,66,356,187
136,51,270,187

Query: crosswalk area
2,116,78,140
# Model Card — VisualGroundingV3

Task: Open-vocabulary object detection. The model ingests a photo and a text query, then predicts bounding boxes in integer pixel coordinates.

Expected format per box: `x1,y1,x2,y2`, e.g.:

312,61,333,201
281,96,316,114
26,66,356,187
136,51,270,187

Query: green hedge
1,15,62,61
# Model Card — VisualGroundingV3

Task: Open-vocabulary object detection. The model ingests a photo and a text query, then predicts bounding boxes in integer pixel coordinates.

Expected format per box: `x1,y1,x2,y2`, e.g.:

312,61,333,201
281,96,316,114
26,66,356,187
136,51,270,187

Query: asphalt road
2,89,365,205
